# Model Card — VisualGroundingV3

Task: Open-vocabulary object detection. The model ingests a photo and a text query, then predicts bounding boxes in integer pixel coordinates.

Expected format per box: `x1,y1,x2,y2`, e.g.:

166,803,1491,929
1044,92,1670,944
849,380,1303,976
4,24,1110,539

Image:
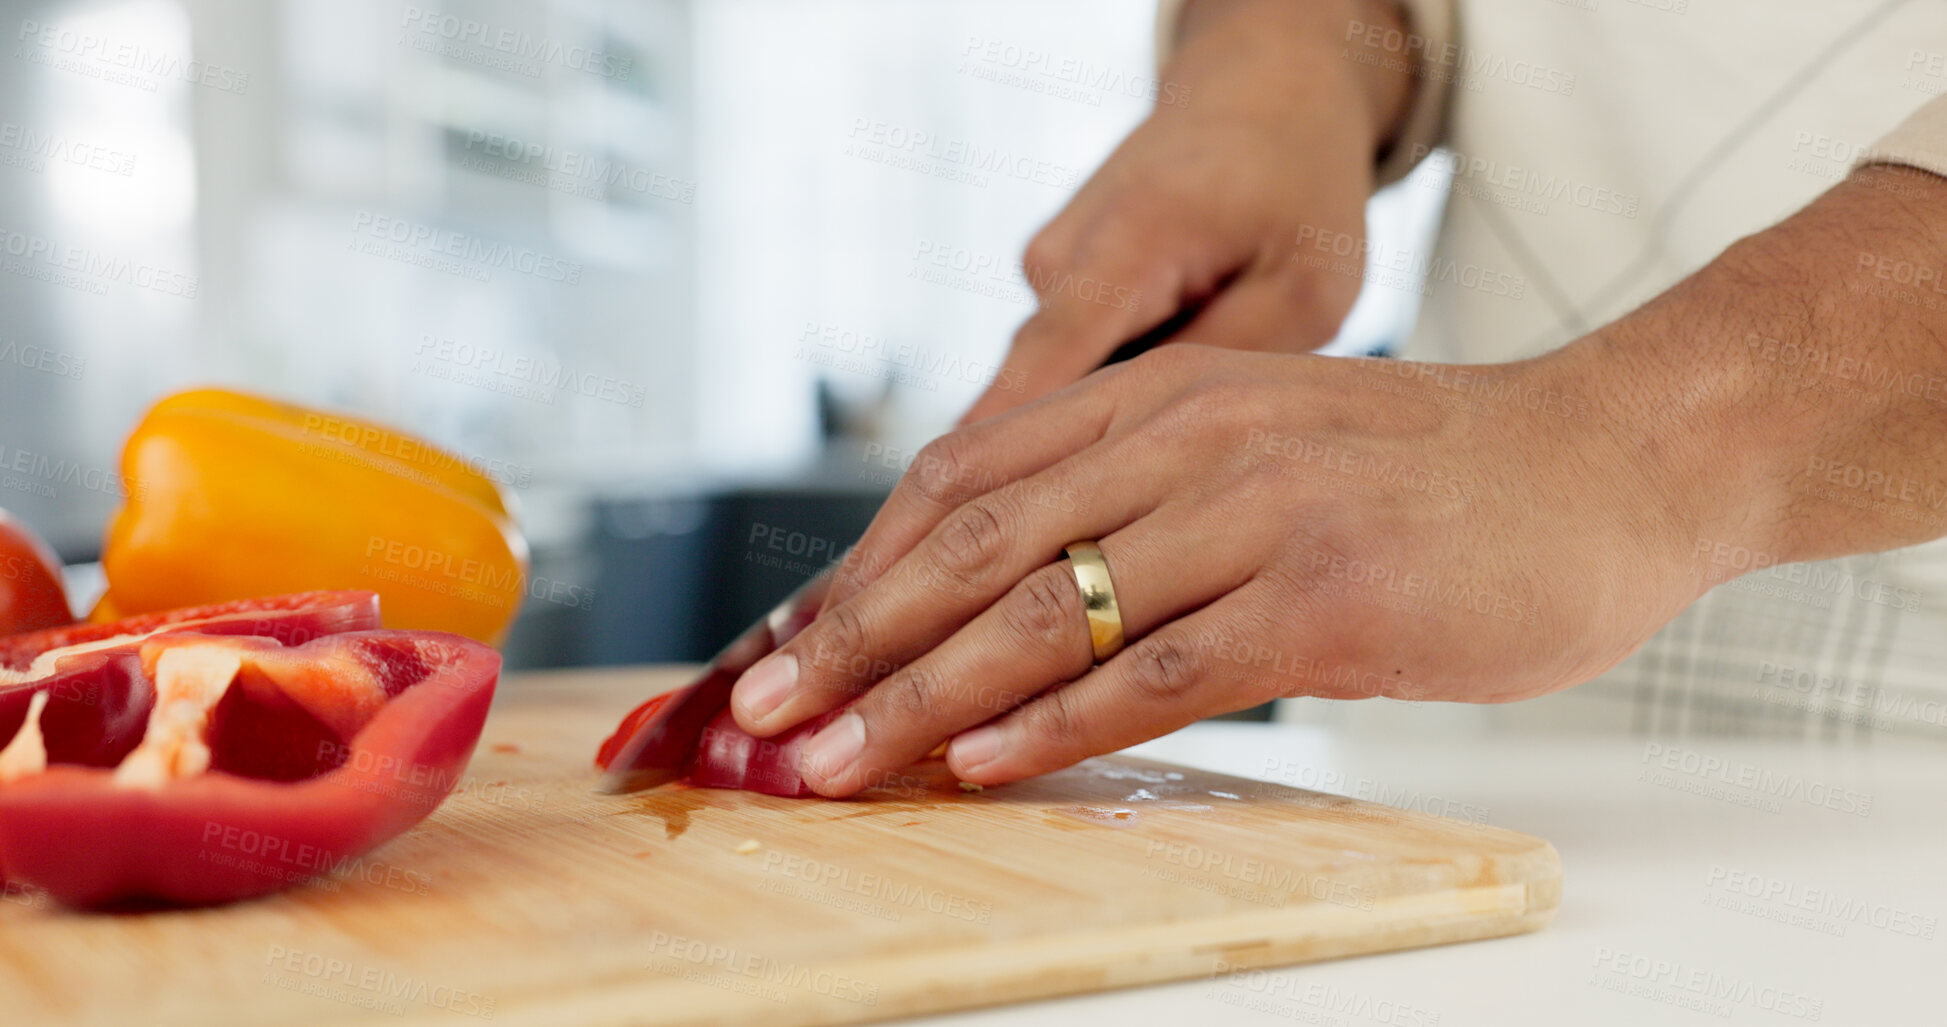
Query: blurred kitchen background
0,0,1437,664
3,0,1937,742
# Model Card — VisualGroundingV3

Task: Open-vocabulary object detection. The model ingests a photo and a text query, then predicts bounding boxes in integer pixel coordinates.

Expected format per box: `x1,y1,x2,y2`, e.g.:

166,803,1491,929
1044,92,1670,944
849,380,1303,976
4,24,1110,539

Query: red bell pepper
0,509,72,637
594,690,674,771
685,707,845,796
595,693,845,798
0,591,497,908
594,590,837,798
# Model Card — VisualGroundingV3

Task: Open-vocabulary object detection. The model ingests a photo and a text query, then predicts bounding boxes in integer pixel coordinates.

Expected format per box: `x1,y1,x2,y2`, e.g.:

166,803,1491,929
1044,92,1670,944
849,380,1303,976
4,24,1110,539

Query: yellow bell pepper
96,388,529,645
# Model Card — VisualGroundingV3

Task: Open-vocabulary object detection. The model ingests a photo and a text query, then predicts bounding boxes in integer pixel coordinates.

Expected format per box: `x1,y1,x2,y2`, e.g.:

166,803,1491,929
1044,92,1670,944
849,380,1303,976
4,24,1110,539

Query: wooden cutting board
0,666,1560,1027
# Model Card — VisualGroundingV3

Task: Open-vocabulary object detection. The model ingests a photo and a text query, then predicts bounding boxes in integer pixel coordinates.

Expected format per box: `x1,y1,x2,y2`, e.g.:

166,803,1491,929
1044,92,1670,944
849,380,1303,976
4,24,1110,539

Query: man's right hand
960,0,1419,425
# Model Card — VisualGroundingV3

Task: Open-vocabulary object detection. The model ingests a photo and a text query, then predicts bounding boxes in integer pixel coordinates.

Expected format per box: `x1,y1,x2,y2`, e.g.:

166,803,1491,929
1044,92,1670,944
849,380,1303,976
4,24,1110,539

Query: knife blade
597,567,836,794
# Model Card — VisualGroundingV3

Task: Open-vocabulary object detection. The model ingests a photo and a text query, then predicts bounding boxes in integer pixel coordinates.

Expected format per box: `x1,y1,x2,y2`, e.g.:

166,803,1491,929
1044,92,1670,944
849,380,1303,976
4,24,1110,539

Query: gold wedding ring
1064,540,1125,663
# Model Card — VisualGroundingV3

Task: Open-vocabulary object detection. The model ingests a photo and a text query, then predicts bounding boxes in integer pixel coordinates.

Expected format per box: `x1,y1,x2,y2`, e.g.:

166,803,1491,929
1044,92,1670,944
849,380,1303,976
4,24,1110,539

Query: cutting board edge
446,872,1562,1027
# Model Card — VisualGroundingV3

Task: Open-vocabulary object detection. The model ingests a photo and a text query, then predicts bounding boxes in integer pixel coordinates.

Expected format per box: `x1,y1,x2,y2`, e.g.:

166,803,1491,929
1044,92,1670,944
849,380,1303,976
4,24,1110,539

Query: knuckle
1022,685,1087,753
1004,566,1083,652
1123,635,1204,706
933,499,1012,584
1021,228,1069,282
882,663,942,718
829,547,887,599
904,434,985,509
843,545,889,583
1075,206,1165,264
806,603,874,686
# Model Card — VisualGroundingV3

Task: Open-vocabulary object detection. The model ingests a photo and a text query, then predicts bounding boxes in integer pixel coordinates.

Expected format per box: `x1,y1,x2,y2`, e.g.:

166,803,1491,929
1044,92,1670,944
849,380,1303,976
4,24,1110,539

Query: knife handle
1096,304,1203,368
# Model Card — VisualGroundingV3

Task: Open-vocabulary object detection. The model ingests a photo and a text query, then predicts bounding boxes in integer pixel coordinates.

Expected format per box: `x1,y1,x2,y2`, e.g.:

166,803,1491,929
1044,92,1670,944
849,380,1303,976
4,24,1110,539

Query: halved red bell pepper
0,591,497,908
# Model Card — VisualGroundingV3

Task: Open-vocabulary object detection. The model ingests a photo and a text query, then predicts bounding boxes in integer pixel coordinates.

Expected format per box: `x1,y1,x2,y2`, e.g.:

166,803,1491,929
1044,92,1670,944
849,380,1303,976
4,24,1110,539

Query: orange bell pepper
95,388,528,645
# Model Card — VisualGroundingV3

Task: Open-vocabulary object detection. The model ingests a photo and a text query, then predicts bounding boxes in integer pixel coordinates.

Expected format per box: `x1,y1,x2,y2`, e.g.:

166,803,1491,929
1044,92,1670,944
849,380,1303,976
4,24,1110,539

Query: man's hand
959,0,1416,425
733,341,1718,796
730,163,1947,798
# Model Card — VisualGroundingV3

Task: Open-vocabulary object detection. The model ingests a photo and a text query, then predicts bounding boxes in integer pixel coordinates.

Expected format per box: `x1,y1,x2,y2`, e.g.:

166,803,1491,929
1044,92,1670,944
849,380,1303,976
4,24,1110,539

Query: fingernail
801,712,866,783
949,725,1003,772
734,653,798,724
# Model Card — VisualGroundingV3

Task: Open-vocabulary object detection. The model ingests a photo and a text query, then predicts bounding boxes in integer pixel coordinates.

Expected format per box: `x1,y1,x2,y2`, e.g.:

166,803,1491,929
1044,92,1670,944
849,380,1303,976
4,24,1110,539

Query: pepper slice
593,690,674,771
595,694,845,798
0,593,495,908
685,707,846,797
593,583,832,797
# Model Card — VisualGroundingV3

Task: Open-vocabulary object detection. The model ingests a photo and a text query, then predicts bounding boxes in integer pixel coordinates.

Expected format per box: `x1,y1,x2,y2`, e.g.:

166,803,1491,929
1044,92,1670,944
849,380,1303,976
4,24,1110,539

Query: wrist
1545,314,1783,601
1166,0,1415,168
1552,163,1947,589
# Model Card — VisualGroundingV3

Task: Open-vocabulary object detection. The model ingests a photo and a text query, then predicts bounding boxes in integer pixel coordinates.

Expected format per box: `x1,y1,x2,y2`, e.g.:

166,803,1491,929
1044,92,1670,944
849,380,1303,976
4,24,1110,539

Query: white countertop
899,717,1943,1026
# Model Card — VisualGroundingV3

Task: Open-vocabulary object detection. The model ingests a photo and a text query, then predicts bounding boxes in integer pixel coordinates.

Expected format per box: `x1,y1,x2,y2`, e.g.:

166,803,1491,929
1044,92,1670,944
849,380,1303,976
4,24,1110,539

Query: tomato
0,511,71,637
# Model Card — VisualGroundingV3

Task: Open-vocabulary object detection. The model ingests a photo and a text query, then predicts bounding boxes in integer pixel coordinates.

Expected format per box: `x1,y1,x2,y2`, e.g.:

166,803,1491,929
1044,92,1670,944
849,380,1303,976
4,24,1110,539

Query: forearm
1578,164,1947,583
1165,0,1417,170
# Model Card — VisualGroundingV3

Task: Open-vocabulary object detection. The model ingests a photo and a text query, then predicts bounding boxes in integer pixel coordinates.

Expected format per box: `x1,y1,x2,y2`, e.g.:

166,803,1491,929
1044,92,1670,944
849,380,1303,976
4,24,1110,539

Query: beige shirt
1157,0,1947,737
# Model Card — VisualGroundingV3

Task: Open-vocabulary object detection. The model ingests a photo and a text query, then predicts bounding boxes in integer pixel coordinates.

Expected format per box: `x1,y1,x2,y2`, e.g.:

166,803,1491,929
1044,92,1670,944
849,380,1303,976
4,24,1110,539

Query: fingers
959,216,1186,427
794,562,1094,798
944,589,1276,786
737,436,1164,739
797,503,1264,797
822,379,1122,615
824,339,1200,615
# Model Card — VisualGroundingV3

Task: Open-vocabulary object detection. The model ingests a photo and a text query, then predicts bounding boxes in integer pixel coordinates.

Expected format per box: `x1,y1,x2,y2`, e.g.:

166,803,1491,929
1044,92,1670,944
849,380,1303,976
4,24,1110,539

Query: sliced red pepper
594,690,674,770
594,586,834,797
0,593,494,908
595,693,846,798
685,707,845,797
